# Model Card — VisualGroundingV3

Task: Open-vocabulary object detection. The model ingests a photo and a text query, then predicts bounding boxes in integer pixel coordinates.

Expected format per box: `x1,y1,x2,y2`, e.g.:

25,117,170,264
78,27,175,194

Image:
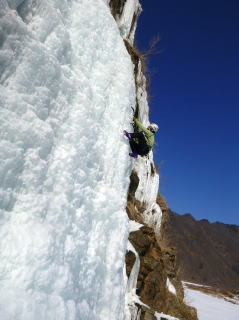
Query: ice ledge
109,0,142,44
155,312,180,320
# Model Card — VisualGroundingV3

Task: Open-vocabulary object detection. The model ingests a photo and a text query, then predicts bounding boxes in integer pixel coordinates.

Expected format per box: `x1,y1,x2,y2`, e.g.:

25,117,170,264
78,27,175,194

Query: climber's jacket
133,118,155,147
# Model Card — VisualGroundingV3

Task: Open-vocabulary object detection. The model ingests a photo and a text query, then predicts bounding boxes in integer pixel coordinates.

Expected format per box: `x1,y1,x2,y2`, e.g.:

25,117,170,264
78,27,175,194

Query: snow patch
167,278,176,295
129,219,143,232
183,281,212,288
155,312,180,320
185,287,239,320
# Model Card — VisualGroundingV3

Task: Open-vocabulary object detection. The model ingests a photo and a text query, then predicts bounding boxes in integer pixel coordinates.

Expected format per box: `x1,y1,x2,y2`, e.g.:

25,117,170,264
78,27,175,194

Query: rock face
126,181,198,320
130,226,167,308
109,1,198,319
109,0,127,18
164,210,239,290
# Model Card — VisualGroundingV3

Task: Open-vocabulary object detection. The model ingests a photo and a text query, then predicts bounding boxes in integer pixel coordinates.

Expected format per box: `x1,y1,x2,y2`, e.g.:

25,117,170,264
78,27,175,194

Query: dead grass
173,297,198,320
184,283,239,304
143,35,162,57
124,36,160,90
156,290,198,320
157,193,168,213
124,39,146,73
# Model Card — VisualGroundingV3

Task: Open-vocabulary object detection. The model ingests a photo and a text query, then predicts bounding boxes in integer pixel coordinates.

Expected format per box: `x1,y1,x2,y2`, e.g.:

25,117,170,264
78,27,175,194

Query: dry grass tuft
124,36,161,86
157,193,168,213
185,283,239,305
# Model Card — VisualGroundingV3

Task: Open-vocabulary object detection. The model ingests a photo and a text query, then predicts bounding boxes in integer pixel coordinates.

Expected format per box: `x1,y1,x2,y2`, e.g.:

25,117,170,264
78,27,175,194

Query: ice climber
124,118,159,158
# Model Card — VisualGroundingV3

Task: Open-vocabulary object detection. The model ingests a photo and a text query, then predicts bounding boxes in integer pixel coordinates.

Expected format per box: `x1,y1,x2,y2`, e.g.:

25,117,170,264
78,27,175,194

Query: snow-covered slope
185,287,239,320
0,1,138,319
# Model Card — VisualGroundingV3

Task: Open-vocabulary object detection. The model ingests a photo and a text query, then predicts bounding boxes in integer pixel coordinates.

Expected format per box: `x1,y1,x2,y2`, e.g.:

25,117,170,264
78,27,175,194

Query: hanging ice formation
112,1,163,319
0,0,162,319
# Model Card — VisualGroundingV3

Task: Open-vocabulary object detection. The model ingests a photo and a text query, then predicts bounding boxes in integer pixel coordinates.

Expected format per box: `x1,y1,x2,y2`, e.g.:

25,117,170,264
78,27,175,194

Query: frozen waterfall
0,0,136,319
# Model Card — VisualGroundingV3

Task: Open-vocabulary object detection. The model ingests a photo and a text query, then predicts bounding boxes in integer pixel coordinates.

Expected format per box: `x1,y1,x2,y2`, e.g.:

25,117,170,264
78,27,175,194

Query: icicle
124,241,141,320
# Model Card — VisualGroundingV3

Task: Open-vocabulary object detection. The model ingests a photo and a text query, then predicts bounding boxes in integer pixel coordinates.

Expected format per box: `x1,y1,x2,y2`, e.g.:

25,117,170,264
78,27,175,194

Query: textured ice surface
0,0,136,319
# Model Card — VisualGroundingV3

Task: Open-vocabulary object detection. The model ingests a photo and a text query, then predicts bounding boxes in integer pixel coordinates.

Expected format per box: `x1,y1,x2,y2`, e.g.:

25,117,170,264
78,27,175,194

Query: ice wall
115,0,142,44
112,0,162,232
111,2,163,319
0,1,137,319
133,67,162,232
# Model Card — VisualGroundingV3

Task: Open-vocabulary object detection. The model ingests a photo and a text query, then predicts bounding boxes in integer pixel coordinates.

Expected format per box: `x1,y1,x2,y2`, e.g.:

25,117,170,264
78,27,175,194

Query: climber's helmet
148,123,159,133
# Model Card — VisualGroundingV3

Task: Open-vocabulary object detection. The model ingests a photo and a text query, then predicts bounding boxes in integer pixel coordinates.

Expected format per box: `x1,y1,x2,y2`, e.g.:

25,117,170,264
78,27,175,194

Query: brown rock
126,191,198,319
125,250,136,278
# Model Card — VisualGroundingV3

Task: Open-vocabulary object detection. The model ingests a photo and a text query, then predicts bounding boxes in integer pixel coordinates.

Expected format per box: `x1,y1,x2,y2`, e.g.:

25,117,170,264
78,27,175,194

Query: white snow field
184,287,239,320
0,0,137,319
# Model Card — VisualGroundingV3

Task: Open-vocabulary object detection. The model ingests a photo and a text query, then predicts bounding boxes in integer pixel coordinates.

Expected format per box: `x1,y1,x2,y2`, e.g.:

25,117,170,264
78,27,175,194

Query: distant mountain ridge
163,210,239,290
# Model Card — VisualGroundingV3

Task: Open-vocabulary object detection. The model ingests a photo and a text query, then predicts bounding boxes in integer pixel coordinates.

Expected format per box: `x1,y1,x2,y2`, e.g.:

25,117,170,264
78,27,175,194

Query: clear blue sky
136,0,239,225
